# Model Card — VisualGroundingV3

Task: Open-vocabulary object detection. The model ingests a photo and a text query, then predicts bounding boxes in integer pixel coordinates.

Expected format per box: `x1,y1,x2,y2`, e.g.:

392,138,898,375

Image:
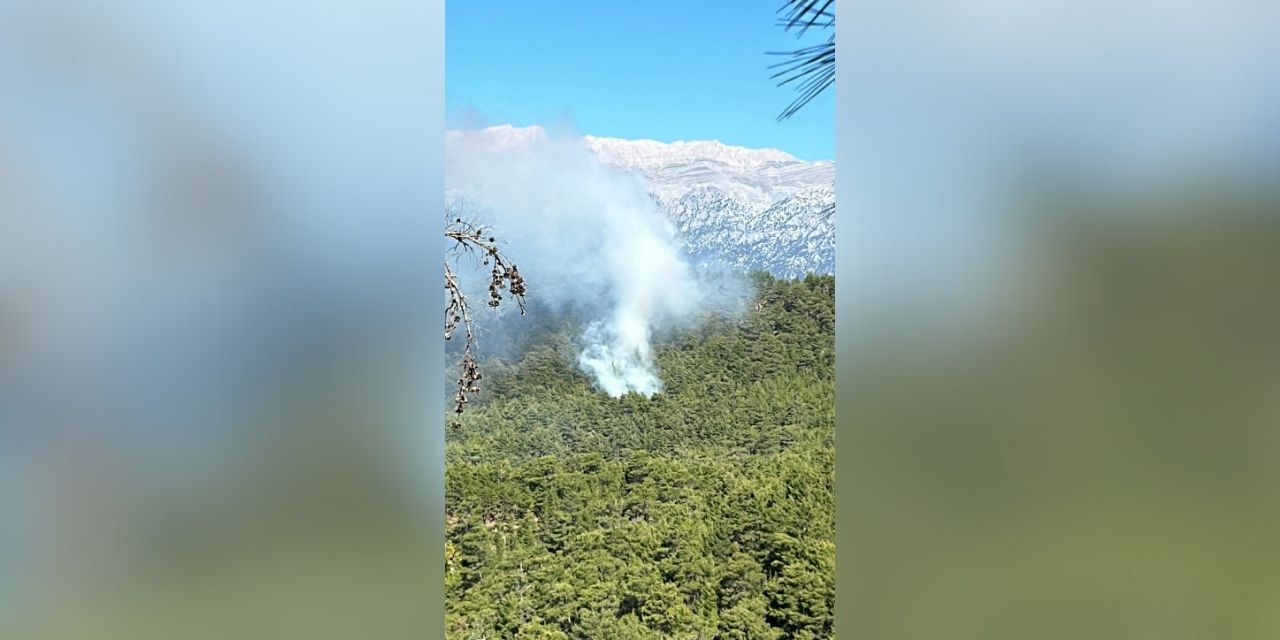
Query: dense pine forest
446,272,834,639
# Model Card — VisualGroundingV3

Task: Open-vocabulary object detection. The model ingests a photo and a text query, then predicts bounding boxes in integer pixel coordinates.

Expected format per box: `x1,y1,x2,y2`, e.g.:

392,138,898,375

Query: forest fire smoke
445,125,709,397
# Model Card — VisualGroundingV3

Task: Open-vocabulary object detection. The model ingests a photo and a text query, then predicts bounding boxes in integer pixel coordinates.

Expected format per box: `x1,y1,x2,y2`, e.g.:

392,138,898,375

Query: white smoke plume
445,124,731,397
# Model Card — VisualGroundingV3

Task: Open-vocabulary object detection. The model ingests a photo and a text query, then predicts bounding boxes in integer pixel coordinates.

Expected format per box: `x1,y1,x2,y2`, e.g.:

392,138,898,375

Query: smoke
445,124,736,397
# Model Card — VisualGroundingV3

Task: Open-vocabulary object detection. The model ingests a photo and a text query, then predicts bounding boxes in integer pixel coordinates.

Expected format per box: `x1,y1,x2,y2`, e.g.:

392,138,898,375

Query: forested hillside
446,273,835,639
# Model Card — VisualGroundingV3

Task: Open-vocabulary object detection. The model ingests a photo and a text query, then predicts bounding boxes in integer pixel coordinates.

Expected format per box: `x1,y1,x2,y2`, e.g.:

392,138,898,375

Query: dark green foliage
447,273,834,639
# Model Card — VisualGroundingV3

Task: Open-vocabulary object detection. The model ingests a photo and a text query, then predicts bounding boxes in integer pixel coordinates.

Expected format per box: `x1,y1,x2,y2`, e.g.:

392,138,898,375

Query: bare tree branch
445,212,526,417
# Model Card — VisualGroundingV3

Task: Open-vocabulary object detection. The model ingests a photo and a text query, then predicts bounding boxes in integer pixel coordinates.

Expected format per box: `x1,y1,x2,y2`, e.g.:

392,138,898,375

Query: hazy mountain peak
582,135,802,169
445,124,549,149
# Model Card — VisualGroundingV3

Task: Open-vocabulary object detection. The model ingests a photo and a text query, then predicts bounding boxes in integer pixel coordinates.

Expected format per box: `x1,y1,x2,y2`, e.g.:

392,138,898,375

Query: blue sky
446,0,834,161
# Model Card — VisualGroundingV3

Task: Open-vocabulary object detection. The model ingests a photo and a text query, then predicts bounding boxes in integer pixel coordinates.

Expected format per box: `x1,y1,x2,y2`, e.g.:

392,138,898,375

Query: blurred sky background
837,0,1280,318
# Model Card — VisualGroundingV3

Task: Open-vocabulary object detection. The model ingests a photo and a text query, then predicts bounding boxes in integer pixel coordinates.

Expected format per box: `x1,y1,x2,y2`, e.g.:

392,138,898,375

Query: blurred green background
840,192,1280,638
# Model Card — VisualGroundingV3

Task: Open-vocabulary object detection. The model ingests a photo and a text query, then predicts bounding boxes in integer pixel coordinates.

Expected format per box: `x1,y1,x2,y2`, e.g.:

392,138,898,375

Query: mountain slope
449,126,835,278
584,134,834,278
